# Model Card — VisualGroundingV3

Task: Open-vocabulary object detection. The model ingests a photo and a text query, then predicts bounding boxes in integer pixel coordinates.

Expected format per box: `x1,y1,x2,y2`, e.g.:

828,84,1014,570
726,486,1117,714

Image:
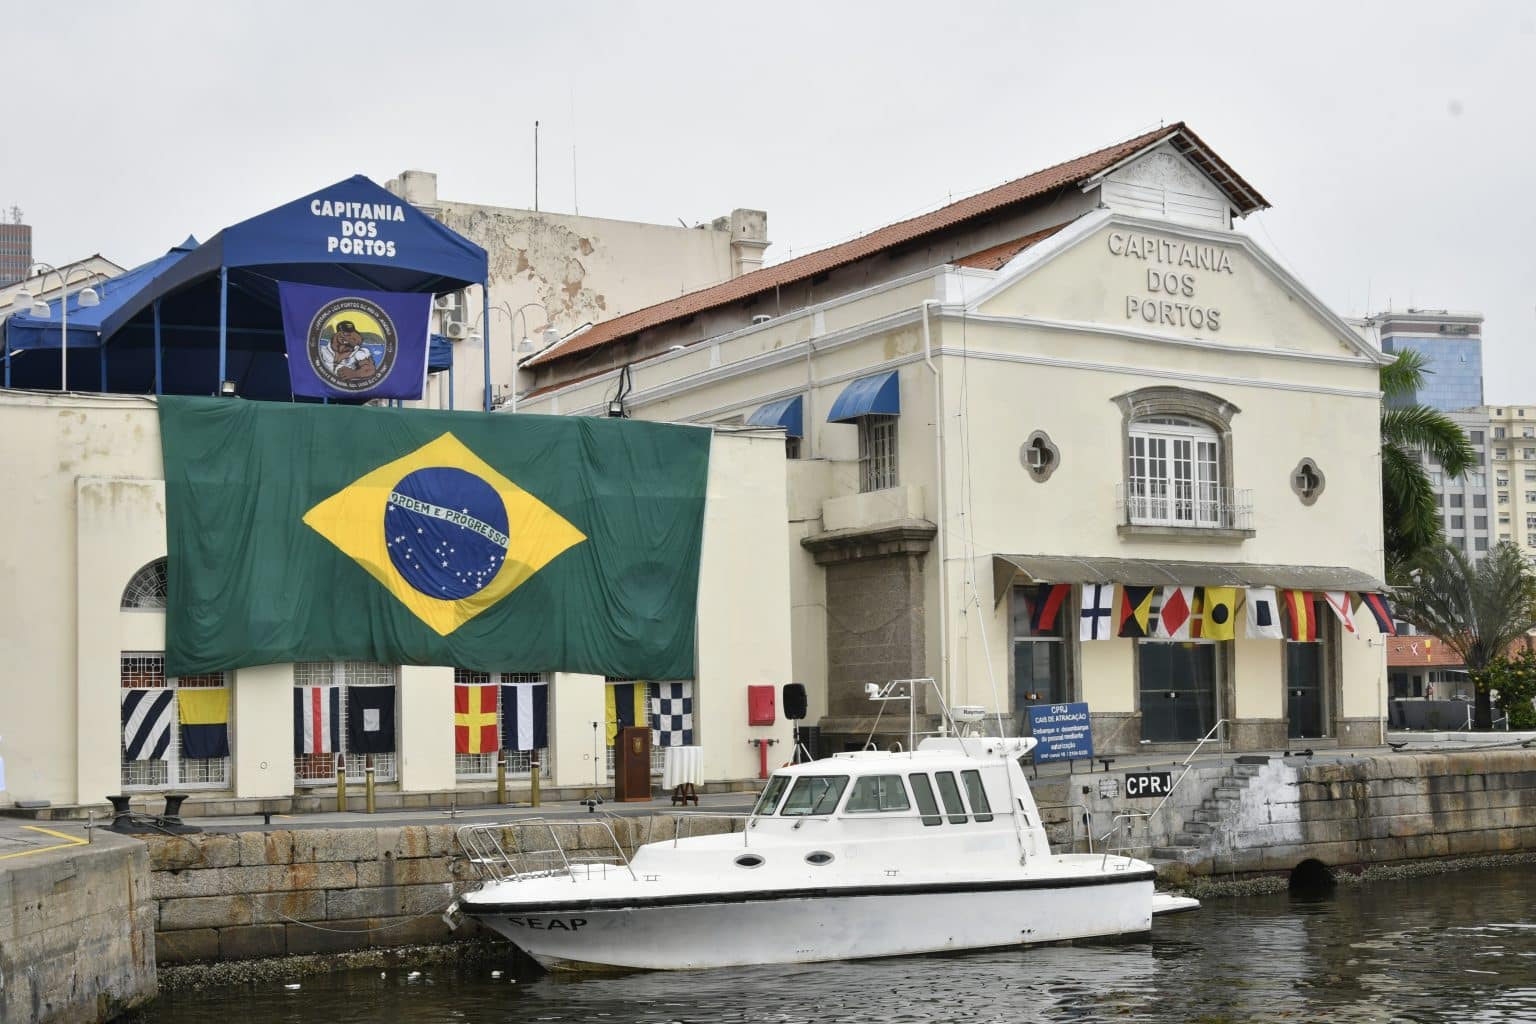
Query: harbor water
140,862,1536,1023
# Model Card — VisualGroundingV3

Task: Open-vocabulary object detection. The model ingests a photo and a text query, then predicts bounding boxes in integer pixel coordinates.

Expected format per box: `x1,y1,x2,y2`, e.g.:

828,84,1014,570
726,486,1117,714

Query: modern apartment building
1487,405,1536,554
0,212,31,287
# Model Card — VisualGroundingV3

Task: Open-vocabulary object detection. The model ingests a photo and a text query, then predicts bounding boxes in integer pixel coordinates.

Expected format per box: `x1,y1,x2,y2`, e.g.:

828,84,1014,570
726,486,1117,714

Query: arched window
121,558,169,610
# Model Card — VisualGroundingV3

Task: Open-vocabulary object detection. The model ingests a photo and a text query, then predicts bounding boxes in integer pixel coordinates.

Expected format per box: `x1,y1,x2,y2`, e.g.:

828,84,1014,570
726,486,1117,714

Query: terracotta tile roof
1386,634,1536,668
952,223,1072,271
527,121,1267,370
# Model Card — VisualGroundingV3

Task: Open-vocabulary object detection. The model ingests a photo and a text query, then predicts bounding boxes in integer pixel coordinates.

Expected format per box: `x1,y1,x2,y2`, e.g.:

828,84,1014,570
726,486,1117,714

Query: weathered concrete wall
1045,750,1536,877
148,816,741,964
0,832,156,1023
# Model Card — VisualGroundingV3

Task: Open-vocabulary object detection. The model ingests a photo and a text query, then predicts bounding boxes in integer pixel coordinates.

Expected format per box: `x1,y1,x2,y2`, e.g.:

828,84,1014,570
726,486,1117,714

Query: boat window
934,771,968,824
753,775,790,817
844,775,911,813
779,775,850,816
806,851,835,865
961,770,994,823
908,773,942,826
735,854,765,868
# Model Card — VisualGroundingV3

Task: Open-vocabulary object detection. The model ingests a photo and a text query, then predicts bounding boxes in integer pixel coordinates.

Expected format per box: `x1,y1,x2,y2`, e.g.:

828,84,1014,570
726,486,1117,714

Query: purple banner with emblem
278,282,431,400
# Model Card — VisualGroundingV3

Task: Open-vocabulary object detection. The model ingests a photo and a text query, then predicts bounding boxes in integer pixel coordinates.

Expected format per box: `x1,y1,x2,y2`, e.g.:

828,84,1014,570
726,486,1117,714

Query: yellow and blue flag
176,688,230,760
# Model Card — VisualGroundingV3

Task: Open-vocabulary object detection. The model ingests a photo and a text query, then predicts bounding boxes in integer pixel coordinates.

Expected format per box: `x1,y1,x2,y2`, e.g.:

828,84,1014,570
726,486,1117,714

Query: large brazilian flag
158,396,711,679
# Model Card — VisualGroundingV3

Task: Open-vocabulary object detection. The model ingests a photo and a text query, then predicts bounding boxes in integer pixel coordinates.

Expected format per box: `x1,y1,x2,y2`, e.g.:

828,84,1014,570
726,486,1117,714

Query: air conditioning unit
434,293,461,312
445,321,466,340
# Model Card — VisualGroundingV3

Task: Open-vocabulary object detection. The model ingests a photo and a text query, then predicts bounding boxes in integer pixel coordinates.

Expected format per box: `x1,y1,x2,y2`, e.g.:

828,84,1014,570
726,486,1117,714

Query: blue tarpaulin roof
827,370,900,422
5,238,196,352
746,394,804,437
3,175,485,400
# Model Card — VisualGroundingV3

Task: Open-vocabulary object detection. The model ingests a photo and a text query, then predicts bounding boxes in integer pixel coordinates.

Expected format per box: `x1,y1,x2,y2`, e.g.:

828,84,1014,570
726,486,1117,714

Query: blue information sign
1026,702,1094,764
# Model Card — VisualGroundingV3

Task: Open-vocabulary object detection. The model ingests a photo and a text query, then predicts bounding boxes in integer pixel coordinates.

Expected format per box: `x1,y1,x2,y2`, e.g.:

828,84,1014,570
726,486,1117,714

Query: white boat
456,709,1197,971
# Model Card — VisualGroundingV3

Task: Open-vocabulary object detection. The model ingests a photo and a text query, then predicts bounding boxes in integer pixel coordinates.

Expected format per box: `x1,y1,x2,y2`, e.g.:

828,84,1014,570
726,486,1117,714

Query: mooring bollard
336,759,347,813
496,751,507,805
162,793,188,824
365,757,376,815
106,793,133,830
531,756,541,808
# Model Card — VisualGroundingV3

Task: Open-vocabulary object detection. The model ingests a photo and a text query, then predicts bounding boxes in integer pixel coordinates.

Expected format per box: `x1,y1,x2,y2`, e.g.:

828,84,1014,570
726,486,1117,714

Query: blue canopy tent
4,238,196,391
7,175,489,405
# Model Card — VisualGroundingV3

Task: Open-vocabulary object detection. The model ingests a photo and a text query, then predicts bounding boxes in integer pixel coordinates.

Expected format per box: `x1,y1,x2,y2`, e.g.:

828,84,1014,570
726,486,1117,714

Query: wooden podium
614,726,653,802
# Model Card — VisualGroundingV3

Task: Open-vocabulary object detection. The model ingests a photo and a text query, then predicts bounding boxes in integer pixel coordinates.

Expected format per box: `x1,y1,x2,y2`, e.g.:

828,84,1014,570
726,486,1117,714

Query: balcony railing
1115,483,1254,532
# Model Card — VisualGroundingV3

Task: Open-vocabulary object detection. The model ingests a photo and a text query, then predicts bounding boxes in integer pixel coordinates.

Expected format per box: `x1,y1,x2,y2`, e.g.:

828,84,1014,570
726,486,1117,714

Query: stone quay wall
1043,749,1536,877
147,815,742,964
0,831,156,1023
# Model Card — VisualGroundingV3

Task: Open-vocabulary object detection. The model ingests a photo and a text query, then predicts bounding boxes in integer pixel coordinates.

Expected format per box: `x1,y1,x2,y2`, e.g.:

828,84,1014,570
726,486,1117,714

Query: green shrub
1482,649,1536,729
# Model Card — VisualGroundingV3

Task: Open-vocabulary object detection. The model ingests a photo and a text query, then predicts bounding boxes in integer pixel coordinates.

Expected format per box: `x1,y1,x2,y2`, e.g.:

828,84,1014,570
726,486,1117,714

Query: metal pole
447,344,455,410
496,749,507,805
152,299,162,396
482,285,492,412
60,271,68,392
335,757,347,813
365,756,376,814
530,755,541,808
218,267,228,395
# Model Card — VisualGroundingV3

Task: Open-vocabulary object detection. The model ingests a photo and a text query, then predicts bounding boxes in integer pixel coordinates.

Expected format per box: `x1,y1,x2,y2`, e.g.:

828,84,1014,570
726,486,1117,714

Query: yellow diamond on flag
303,432,586,636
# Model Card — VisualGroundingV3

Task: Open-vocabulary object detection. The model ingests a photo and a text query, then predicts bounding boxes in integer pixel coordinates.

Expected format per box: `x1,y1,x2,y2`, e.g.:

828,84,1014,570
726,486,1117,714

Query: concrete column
551,673,605,789
232,664,295,799
399,665,455,792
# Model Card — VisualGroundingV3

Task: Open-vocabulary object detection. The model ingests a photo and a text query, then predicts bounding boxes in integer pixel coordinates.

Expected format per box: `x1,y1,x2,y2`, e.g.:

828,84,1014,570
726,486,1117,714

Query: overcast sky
7,1,1534,399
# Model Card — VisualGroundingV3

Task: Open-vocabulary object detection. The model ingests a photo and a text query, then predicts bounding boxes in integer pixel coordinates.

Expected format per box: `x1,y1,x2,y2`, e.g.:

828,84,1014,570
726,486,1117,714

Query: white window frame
293,662,399,786
857,415,898,493
120,653,230,791
452,669,551,779
1127,417,1221,527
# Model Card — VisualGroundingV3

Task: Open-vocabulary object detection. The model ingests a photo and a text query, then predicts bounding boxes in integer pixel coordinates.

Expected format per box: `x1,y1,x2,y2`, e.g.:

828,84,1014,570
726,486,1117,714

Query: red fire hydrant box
747,685,776,726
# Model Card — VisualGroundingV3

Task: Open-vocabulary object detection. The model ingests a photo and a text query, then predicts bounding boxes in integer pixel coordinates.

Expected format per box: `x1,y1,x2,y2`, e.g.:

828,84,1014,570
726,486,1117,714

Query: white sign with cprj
1106,230,1234,332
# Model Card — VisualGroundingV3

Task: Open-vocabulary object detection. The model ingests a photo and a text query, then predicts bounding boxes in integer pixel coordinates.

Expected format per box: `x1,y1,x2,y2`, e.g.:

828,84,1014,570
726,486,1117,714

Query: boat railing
457,818,637,884
1037,802,1094,854
1097,718,1229,869
645,811,755,848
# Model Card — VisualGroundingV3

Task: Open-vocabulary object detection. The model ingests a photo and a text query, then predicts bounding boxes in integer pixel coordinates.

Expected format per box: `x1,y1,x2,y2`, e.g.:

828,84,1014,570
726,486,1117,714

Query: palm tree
1393,542,1536,728
1380,349,1476,582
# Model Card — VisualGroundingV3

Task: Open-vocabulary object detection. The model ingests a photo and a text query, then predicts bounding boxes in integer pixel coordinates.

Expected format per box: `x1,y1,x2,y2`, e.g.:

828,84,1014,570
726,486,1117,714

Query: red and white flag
1322,591,1357,635
1155,586,1195,640
293,685,341,755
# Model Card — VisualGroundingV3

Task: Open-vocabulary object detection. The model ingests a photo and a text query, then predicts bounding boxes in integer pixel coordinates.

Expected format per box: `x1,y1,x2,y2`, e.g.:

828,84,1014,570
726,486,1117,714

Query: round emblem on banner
307,296,398,392
385,467,509,599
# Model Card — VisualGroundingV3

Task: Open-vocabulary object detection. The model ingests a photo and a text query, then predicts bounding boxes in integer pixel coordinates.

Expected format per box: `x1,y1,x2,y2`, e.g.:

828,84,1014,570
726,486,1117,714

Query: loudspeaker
783,683,808,721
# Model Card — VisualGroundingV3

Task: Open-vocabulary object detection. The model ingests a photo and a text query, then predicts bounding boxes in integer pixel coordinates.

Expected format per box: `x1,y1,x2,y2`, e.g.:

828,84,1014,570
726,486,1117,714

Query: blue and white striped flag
501,682,548,752
122,689,175,761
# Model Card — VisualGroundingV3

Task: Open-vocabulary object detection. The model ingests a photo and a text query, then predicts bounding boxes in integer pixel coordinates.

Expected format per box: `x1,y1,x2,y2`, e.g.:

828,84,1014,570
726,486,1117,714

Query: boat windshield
778,775,849,816
752,775,790,816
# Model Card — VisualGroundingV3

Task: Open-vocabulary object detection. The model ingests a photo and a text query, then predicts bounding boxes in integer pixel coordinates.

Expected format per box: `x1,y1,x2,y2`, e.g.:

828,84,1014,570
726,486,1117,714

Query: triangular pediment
971,213,1379,364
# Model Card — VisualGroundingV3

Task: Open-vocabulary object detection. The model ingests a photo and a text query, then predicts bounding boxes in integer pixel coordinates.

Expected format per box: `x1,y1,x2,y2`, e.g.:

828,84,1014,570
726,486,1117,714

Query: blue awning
746,395,803,438
827,370,899,423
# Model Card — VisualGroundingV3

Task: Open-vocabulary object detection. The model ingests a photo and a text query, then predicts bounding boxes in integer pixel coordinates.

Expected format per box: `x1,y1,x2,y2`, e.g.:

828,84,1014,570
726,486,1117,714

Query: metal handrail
1037,802,1094,853
457,818,637,884
1097,717,1229,868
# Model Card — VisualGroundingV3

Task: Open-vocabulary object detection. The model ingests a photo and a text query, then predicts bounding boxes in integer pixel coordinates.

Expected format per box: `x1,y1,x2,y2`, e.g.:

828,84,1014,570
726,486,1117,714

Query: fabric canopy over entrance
991,553,1385,606
5,175,485,401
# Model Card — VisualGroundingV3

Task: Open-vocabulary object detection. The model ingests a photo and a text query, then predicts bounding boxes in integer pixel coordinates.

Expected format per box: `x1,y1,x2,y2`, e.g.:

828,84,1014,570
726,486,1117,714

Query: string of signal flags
1026,583,1397,643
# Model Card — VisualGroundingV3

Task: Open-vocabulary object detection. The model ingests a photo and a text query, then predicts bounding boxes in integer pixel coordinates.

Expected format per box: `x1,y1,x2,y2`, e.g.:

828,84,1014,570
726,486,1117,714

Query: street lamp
11,263,105,393
467,300,555,413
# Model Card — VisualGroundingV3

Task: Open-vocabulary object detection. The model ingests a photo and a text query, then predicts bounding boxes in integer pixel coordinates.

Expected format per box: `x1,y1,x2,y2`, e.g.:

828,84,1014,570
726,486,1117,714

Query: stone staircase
1150,759,1267,862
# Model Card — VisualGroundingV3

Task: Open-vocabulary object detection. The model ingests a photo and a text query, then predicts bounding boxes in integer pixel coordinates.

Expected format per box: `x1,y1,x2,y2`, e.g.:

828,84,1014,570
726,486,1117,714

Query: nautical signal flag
1030,584,1070,634
455,684,500,755
501,681,549,752
1283,590,1319,642
346,686,397,755
1322,592,1357,635
1200,587,1237,641
1079,583,1116,640
176,688,231,760
158,396,710,680
1155,586,1195,640
1118,586,1156,638
606,682,651,745
122,689,175,762
1355,592,1397,635
294,686,341,756
1245,588,1284,640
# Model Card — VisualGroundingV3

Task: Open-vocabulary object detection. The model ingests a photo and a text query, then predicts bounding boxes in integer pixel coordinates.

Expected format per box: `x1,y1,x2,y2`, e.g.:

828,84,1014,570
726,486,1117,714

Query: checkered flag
650,682,694,747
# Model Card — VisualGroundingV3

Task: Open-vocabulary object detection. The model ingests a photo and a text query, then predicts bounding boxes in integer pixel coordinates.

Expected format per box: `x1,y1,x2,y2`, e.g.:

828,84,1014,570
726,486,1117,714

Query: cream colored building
1486,404,1536,552
520,122,1391,754
385,170,768,413
0,393,792,808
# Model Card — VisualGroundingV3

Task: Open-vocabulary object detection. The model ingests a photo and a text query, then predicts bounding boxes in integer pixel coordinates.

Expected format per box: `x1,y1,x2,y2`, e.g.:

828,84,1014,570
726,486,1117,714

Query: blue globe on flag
385,467,510,600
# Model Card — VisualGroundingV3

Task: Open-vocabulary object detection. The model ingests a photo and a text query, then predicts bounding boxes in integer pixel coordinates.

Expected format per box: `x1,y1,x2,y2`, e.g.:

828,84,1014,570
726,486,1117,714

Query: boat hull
469,872,1156,971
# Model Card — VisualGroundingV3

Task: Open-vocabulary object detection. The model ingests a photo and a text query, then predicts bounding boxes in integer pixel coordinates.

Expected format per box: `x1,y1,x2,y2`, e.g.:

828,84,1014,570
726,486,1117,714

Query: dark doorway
1287,639,1325,739
1139,641,1217,742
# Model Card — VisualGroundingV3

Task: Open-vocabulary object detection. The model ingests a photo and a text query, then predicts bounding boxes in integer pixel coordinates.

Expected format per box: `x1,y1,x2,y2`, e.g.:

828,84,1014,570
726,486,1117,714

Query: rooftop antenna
8,205,20,225
533,120,540,213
